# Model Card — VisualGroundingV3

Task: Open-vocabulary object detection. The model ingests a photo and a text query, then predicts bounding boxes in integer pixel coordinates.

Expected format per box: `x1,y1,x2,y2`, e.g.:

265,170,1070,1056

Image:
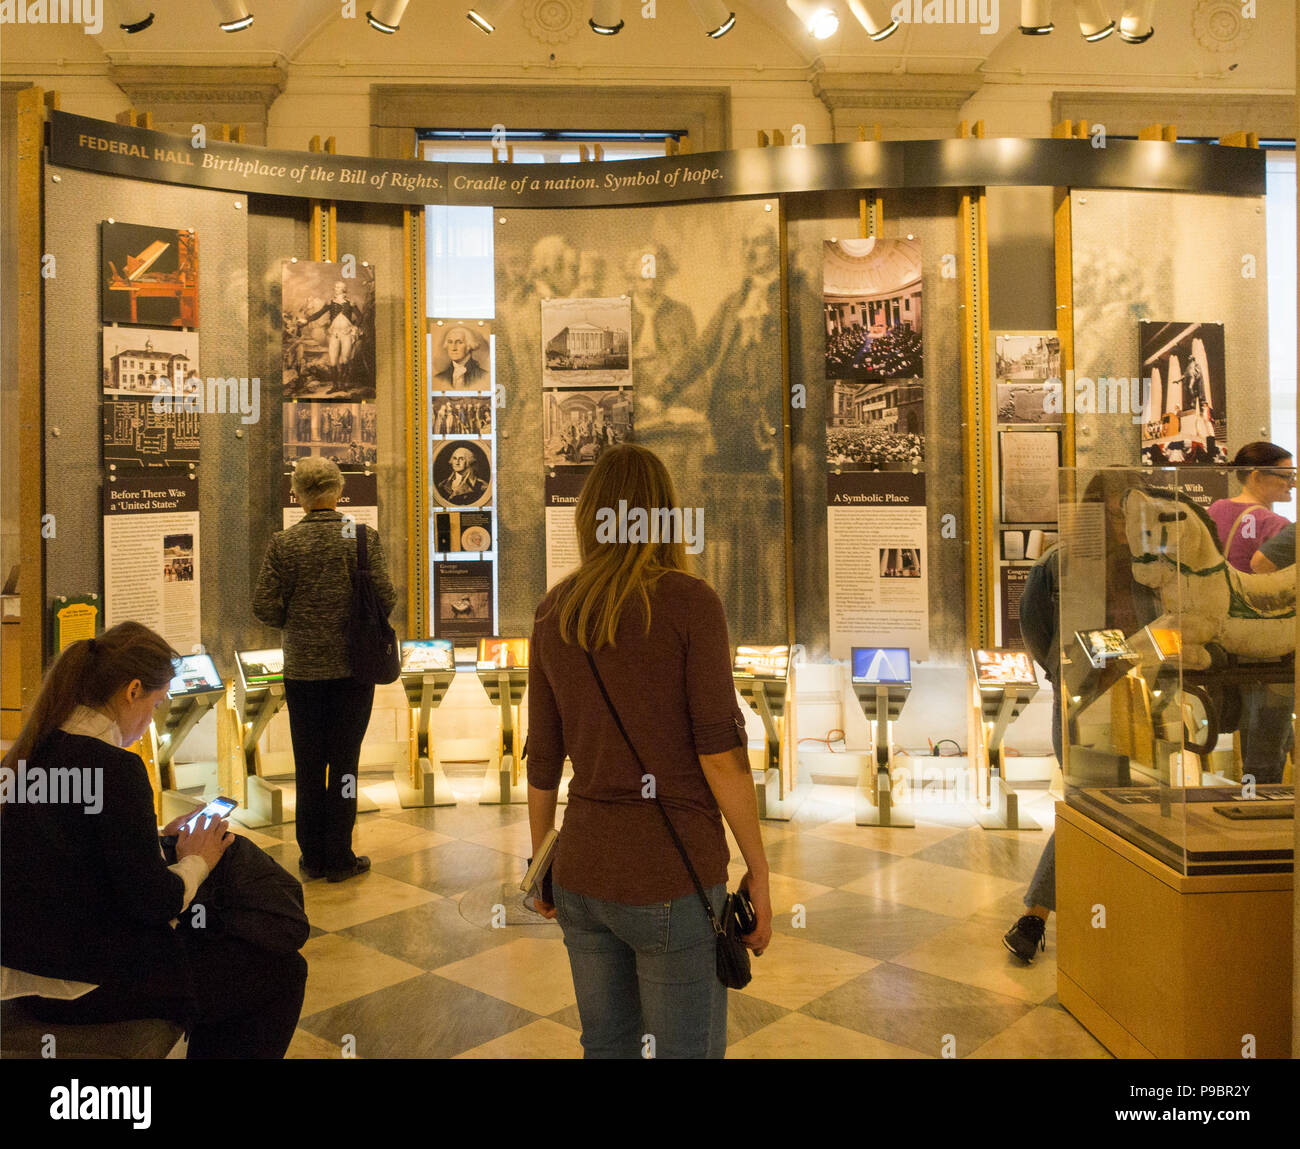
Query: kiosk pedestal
969,652,1040,831
477,668,529,805
237,679,288,828
154,686,224,819
397,669,458,808
734,675,801,821
852,680,913,827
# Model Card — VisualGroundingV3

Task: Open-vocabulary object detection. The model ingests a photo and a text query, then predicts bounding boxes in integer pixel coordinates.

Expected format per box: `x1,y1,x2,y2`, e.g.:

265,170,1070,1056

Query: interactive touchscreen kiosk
476,638,531,805
156,653,224,765
969,648,1041,831
396,639,458,808
152,653,227,821
850,647,913,827
732,644,800,820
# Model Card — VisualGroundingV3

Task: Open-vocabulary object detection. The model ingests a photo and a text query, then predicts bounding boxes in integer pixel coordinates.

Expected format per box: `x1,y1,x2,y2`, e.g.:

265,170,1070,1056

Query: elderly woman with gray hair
253,457,397,882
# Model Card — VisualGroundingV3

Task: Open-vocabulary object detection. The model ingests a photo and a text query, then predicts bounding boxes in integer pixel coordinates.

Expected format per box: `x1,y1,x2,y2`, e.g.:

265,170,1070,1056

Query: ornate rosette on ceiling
1192,0,1256,53
523,0,583,44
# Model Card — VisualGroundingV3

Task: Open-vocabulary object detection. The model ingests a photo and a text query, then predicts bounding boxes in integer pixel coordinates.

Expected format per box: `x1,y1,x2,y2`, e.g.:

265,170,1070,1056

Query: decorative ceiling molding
109,64,286,111
813,74,983,113
1192,0,1257,54
522,0,583,46
107,64,287,145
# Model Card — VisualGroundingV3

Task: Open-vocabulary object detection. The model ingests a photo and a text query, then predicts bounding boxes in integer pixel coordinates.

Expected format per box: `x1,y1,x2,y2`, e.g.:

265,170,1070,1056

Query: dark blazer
0,730,192,1000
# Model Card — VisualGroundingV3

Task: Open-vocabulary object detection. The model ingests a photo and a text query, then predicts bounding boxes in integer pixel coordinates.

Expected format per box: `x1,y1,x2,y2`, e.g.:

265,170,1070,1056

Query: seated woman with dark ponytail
0,622,307,1058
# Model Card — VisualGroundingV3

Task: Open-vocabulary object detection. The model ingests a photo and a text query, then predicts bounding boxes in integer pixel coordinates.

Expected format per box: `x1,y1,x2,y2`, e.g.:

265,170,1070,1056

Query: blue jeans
554,880,728,1059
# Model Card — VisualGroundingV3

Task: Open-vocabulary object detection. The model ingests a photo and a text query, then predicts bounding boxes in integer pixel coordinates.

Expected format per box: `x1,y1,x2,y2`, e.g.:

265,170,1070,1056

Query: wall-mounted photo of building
541,296,632,388
1138,320,1228,465
823,238,923,381
995,333,1061,381
827,379,925,470
102,327,199,397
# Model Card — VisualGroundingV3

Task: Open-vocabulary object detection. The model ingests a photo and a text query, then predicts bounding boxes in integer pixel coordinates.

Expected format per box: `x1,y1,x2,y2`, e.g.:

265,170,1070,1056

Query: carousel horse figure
1123,487,1295,669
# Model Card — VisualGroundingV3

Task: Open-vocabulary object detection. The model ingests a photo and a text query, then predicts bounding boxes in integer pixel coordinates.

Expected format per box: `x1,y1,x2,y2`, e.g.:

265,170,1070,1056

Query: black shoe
326,856,372,883
1003,914,1047,962
298,856,326,880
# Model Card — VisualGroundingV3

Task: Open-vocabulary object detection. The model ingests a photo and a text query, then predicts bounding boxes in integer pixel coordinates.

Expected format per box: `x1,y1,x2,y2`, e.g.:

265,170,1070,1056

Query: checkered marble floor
233,777,1110,1060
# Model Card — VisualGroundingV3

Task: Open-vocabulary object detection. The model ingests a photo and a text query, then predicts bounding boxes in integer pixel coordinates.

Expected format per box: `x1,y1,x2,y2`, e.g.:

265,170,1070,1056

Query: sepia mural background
493,199,786,644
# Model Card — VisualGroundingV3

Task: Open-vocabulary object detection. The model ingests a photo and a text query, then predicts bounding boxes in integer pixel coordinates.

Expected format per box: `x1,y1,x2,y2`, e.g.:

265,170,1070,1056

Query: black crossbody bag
346,527,400,685
583,649,752,990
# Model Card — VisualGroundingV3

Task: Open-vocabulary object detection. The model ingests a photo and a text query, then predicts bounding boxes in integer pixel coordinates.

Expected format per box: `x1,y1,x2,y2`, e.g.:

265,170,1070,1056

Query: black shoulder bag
583,649,752,990
165,835,310,956
346,527,400,685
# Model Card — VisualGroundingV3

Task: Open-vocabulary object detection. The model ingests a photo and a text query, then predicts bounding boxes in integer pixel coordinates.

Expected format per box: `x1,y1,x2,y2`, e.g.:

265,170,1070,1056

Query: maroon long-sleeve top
527,570,747,904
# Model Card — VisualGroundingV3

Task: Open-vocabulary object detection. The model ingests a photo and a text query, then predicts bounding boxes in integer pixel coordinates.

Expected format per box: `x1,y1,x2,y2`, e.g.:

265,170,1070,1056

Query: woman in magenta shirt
1206,441,1294,571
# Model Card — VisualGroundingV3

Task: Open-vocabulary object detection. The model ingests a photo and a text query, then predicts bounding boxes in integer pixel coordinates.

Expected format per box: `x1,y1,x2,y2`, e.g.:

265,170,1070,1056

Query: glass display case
1057,466,1295,876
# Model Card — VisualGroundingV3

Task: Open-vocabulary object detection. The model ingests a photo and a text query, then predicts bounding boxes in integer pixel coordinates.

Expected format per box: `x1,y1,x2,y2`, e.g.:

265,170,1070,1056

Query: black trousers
30,935,307,1060
282,676,375,873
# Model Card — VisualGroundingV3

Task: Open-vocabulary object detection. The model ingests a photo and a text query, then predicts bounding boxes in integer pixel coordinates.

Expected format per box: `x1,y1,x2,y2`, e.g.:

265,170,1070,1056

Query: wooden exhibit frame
958,121,996,652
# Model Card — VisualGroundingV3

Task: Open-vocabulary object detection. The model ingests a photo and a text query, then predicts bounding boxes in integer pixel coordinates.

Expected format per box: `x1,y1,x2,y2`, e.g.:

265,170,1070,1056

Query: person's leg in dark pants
1004,682,1060,962
1239,683,1292,786
182,935,307,1059
318,678,374,872
27,939,307,1059
283,678,331,873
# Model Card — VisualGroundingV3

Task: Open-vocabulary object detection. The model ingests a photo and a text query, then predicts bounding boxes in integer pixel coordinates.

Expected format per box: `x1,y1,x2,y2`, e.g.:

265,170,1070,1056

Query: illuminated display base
396,668,459,808
477,667,531,806
968,651,1041,832
735,674,804,822
851,680,914,828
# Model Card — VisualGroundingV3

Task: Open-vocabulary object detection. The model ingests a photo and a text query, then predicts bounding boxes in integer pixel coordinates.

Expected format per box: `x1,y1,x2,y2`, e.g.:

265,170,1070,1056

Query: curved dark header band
48,110,1265,209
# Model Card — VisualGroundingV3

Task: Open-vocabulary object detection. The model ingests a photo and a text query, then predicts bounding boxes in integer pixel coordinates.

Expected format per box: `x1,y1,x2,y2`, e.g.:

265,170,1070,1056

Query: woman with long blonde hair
526,443,771,1059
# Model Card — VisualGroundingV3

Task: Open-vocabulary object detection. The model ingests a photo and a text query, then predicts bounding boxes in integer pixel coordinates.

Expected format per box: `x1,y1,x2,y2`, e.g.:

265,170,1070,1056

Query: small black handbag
584,650,753,990
346,527,400,685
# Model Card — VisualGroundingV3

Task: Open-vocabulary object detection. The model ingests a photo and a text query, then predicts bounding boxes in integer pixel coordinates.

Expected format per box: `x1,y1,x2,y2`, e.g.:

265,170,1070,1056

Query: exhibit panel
492,198,786,643
1069,189,1272,470
24,113,1276,781
786,187,966,666
44,165,251,667
255,199,414,793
